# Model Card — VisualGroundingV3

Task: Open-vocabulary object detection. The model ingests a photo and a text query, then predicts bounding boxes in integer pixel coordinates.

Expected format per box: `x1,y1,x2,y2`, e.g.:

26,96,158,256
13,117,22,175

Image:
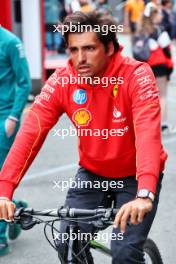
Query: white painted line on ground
23,163,78,182
168,97,176,103
163,136,176,144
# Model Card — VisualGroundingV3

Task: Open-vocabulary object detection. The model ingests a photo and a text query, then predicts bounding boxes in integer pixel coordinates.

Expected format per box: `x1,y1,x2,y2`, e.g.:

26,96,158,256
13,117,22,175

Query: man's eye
86,46,95,51
70,48,77,53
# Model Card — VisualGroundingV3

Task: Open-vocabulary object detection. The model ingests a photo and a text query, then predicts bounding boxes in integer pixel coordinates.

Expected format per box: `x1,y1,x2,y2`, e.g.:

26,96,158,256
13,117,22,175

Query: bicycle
13,205,164,264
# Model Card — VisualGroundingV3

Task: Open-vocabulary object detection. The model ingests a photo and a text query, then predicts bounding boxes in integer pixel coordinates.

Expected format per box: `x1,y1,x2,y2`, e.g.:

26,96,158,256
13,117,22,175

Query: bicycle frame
57,224,90,264
89,240,111,256
56,221,112,263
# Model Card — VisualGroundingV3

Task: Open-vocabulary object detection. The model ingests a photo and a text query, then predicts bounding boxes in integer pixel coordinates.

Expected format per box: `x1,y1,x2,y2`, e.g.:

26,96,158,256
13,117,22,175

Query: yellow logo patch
72,109,92,126
113,84,118,97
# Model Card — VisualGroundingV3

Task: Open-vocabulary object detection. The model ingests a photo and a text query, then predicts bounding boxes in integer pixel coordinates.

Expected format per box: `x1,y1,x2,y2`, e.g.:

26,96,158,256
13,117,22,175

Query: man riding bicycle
0,11,167,264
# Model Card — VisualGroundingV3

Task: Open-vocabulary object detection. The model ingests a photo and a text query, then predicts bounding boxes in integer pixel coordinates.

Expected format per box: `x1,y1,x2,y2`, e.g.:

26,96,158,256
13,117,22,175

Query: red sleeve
128,63,162,194
0,70,65,200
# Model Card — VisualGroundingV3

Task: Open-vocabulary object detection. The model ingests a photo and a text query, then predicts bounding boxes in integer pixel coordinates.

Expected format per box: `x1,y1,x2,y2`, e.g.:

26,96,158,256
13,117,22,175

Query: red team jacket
0,49,167,199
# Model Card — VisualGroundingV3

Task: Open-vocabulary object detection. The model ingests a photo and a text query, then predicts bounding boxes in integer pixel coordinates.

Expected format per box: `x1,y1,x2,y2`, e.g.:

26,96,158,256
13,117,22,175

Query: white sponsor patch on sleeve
133,66,147,76
16,43,25,58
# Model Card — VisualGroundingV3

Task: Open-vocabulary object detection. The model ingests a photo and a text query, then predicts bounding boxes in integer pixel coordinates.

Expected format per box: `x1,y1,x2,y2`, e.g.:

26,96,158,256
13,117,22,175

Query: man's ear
107,41,114,56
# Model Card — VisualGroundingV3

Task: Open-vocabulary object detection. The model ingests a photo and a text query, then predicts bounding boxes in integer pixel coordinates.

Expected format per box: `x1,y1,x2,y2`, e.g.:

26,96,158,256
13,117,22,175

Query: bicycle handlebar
13,206,119,230
14,206,119,219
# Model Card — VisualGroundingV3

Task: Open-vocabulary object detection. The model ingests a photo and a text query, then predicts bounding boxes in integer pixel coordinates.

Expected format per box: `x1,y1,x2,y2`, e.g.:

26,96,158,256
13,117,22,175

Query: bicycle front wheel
144,238,164,264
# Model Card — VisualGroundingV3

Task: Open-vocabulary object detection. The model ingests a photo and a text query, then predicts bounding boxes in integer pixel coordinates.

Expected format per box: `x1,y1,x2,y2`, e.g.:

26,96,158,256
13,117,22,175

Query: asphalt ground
1,34,176,264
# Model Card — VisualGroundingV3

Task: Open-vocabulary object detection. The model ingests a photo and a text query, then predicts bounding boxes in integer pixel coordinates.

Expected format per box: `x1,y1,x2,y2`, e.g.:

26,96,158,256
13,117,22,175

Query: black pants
58,167,163,264
129,21,137,33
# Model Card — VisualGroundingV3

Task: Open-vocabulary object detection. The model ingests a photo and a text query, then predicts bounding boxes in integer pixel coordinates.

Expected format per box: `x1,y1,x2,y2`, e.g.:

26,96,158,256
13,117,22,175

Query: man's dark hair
62,11,119,52
161,0,172,6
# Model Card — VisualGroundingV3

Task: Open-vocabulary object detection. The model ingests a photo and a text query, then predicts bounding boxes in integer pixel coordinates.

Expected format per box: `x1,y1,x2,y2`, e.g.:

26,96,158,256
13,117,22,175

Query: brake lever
20,215,38,230
14,207,38,230
14,207,24,218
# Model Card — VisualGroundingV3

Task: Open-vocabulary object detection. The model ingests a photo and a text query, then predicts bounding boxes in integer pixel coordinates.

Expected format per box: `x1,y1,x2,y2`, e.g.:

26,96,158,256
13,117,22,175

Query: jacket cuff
137,174,158,194
0,181,15,200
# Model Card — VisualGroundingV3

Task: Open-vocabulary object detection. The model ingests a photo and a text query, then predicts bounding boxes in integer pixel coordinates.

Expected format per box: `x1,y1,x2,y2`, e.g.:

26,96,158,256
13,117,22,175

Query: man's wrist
0,197,10,201
136,189,155,202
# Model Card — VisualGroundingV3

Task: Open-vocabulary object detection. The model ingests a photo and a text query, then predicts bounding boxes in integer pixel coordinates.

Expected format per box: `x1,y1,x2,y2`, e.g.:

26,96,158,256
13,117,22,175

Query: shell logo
72,108,92,126
113,84,118,97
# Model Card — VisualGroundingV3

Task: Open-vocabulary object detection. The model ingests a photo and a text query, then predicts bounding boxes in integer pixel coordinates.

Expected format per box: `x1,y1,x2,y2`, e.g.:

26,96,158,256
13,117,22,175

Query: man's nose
78,50,86,64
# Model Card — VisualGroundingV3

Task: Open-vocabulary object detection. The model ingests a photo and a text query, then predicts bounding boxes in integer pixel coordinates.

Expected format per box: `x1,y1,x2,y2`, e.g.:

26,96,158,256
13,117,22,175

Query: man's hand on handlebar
0,199,16,222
